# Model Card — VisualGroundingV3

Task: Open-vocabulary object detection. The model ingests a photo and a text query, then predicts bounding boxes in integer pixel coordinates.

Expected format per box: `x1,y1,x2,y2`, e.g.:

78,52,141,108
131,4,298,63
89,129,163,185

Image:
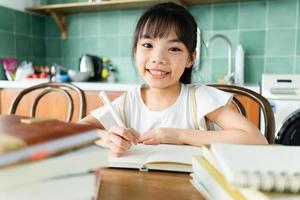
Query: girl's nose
149,48,167,64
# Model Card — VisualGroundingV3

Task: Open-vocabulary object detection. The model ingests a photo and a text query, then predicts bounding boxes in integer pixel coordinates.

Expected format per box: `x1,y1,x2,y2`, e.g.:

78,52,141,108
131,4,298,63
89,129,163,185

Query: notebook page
144,144,202,165
108,144,156,168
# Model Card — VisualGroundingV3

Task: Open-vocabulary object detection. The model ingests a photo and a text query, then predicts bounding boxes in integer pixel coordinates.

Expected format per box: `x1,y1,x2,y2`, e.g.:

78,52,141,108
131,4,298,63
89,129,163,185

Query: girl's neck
141,83,182,111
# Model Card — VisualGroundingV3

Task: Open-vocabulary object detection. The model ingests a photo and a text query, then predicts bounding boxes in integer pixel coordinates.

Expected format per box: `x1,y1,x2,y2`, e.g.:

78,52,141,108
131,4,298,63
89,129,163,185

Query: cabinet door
1,89,22,115
236,95,259,128
1,88,78,122
0,88,123,122
84,91,123,115
0,89,258,126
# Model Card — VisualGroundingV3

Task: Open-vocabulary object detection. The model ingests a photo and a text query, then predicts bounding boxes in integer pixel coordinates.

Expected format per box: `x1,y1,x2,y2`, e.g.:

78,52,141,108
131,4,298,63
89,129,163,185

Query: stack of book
0,115,99,168
0,168,101,200
190,144,300,200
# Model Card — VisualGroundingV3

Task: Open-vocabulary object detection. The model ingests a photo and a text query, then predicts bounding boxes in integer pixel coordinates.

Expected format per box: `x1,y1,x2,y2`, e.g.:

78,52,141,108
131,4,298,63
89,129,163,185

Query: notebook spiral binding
233,171,300,193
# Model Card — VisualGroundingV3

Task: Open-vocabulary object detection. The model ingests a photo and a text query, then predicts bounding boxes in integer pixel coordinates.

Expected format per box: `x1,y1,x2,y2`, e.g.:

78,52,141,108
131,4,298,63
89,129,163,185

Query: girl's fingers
127,128,140,143
109,126,135,142
96,130,131,150
108,132,132,150
107,142,127,157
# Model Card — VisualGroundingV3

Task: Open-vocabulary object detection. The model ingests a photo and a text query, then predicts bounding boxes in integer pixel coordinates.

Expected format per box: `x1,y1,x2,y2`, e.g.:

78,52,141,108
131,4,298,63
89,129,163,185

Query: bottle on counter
107,65,117,83
234,44,244,84
101,57,109,81
100,57,118,83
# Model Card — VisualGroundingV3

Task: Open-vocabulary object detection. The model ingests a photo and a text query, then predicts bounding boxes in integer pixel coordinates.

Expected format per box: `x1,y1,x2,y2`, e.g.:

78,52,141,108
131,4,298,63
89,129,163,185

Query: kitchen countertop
0,80,138,91
0,80,260,92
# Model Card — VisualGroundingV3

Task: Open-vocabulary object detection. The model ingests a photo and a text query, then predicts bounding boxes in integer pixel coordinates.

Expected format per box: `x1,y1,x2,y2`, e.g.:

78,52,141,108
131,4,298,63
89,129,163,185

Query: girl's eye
169,47,181,52
142,43,152,48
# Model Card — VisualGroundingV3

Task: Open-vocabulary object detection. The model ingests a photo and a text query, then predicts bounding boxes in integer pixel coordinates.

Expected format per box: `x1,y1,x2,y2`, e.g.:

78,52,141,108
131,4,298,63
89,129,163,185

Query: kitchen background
0,0,299,83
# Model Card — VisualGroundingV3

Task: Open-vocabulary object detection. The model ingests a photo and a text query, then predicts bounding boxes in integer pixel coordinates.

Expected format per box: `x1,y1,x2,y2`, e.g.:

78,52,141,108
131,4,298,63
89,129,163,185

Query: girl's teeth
149,70,167,75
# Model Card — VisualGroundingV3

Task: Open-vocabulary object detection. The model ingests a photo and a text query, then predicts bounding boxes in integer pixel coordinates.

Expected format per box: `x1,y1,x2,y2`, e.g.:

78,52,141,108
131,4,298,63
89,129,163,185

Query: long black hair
132,2,197,84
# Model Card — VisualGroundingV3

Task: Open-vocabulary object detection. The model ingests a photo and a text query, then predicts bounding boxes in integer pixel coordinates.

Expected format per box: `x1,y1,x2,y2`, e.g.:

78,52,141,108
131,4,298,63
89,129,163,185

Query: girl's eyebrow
168,38,182,43
140,34,152,39
140,35,182,43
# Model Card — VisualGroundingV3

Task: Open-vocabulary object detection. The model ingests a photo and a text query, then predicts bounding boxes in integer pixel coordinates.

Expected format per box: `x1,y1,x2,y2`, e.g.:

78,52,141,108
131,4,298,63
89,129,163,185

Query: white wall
0,0,45,12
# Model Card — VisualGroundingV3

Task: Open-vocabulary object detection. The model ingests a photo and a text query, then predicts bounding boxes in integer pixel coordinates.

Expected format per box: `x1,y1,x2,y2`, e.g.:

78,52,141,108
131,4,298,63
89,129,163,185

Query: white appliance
261,74,300,139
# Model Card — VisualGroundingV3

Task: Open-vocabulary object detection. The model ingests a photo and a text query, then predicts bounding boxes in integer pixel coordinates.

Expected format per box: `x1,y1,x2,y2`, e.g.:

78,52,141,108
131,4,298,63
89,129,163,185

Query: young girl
80,2,267,157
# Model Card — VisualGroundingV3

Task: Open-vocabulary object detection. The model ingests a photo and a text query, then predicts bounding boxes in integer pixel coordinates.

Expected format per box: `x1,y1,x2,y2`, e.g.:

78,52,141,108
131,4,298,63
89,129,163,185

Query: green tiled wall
1,0,300,83
45,0,300,84
190,0,300,83
44,6,143,83
0,5,45,80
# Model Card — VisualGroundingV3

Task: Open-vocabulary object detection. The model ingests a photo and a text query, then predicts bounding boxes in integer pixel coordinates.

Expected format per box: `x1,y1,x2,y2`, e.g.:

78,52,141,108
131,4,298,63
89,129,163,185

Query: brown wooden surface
97,168,205,200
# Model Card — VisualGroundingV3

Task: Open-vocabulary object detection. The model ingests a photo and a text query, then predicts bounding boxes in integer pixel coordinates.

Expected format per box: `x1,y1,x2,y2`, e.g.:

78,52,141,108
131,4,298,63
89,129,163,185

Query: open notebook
108,144,202,172
210,144,300,193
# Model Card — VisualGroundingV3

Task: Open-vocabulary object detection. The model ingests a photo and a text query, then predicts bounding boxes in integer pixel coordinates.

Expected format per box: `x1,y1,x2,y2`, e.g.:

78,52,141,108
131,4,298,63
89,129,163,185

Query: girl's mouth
146,69,170,79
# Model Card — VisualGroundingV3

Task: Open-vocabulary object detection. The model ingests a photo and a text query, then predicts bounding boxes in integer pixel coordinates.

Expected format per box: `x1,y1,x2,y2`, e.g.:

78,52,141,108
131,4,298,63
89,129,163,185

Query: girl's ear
186,51,196,68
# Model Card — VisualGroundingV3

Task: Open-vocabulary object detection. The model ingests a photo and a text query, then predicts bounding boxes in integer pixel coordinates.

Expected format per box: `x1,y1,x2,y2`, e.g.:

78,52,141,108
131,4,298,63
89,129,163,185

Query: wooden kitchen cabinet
0,88,123,122
0,88,259,127
233,95,259,128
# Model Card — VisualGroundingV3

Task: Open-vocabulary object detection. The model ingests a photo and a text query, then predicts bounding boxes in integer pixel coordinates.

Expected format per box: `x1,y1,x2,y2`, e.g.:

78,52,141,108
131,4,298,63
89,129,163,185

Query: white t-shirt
91,84,232,134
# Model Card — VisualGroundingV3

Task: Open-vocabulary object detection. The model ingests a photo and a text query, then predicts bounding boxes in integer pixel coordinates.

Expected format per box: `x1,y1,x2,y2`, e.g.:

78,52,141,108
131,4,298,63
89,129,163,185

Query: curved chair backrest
9,82,87,122
208,84,275,144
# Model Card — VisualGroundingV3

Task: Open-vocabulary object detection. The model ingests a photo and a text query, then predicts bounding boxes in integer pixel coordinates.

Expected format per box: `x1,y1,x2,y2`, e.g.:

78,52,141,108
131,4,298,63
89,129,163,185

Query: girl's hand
95,126,140,157
138,128,183,145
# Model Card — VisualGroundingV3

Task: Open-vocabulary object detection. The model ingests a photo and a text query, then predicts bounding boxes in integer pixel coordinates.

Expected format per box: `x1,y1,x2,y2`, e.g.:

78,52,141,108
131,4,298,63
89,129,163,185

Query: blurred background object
68,69,90,82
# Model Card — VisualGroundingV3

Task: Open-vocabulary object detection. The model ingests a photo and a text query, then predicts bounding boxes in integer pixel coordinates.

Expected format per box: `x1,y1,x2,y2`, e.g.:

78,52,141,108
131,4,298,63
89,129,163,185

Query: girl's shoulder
188,83,233,110
186,84,226,98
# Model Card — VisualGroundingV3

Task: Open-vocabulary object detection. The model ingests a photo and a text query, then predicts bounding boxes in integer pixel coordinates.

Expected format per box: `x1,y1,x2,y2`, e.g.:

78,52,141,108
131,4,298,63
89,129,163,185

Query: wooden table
97,168,205,200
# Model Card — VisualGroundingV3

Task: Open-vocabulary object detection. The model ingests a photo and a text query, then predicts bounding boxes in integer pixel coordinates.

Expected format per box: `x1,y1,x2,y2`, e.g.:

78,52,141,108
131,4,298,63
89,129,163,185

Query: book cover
0,115,99,167
108,144,202,172
192,156,246,200
0,171,97,200
0,145,107,191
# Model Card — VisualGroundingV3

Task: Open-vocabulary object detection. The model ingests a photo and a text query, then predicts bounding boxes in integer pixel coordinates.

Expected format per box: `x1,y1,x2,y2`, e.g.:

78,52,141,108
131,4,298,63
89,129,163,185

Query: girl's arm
179,106,268,146
139,106,268,146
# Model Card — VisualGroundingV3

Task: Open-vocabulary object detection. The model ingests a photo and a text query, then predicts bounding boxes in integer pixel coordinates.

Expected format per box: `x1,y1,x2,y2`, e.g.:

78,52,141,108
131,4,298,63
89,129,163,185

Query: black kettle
79,54,103,81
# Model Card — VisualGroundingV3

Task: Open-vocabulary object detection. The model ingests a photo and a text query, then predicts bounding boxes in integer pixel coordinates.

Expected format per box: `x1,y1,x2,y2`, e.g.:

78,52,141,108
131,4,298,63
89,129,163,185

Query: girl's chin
145,79,179,89
145,79,167,87
145,75,168,83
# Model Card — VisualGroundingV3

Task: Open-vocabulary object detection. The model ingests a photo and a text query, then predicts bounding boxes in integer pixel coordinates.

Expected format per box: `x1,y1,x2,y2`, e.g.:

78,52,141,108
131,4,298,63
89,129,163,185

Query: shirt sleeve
90,94,124,130
195,85,233,120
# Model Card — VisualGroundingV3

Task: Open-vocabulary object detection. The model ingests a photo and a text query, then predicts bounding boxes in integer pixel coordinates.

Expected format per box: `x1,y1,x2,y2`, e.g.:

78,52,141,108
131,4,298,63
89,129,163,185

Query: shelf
26,0,241,40
26,0,183,14
182,0,241,4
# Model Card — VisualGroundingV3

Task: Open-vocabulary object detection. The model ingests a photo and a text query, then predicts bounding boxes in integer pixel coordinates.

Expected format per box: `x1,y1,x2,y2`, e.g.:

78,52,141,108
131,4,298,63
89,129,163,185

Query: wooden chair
208,84,275,144
9,82,87,122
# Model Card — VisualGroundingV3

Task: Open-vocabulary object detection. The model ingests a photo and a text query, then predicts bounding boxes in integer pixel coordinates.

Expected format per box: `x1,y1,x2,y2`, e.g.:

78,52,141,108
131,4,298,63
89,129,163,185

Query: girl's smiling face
135,29,195,89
